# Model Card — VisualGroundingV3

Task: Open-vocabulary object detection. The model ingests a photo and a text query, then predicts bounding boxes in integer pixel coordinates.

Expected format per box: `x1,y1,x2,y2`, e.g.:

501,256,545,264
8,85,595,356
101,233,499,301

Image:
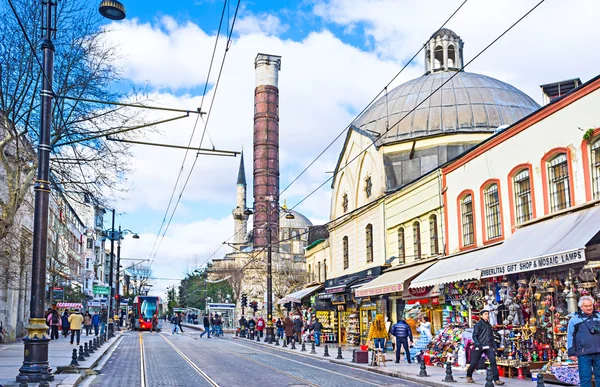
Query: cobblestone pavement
88,329,422,387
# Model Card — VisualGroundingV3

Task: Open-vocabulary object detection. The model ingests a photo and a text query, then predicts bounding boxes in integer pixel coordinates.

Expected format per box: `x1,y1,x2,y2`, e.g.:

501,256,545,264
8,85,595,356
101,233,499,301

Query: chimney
253,54,281,248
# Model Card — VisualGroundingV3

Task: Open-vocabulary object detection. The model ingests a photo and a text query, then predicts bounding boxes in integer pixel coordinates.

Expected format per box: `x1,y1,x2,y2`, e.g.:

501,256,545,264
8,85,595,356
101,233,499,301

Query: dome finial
282,198,287,210
425,28,464,75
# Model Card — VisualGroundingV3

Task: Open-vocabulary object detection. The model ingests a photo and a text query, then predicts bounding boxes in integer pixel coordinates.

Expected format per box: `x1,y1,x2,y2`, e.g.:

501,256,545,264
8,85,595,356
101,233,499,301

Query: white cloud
236,13,289,36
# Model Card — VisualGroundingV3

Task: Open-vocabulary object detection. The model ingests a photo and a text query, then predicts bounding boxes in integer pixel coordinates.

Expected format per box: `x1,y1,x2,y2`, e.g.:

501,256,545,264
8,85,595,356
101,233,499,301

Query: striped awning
56,302,83,309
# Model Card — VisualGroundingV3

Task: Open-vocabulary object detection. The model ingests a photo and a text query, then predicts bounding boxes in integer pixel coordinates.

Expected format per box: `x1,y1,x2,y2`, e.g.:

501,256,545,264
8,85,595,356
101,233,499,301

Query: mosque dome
353,29,540,145
280,209,313,229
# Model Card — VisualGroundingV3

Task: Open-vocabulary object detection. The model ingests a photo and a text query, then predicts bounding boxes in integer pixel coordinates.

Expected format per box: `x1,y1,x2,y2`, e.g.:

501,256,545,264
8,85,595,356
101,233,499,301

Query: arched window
591,138,600,200
413,221,421,260
429,215,439,255
461,194,475,246
343,236,349,270
397,227,405,264
366,224,374,263
513,169,533,224
434,45,443,69
447,45,456,68
483,183,502,240
548,153,571,212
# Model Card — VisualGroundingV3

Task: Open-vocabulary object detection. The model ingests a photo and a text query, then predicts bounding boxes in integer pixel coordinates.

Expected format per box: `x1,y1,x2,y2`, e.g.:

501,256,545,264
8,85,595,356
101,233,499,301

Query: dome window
448,45,456,68
433,45,444,70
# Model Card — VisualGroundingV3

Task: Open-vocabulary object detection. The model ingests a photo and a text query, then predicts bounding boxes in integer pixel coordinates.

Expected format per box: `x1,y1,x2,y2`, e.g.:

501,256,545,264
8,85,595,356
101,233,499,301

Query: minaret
232,151,248,244
253,53,281,248
425,28,464,74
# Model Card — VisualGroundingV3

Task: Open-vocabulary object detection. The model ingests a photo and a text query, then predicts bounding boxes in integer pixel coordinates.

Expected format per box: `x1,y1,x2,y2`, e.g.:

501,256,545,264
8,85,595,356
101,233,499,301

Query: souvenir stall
314,293,338,344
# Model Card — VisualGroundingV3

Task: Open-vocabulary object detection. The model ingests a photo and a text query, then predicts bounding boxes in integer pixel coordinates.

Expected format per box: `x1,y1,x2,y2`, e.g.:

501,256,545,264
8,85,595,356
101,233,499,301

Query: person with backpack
47,309,60,340
568,295,600,387
61,310,70,337
200,314,211,338
171,314,179,334
256,316,265,338
92,310,100,336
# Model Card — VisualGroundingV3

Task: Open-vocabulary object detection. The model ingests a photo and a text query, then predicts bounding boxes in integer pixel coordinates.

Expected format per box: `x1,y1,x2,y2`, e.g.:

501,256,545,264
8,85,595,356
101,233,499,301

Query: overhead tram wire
148,0,242,269
279,0,469,197
281,0,547,216
147,0,231,261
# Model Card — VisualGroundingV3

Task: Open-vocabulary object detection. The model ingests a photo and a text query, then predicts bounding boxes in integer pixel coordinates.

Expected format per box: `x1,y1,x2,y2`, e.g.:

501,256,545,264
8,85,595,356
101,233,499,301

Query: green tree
178,268,233,312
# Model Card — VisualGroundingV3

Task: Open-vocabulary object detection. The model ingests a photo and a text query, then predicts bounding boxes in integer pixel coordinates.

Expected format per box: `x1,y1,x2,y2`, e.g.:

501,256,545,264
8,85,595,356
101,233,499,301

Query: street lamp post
114,226,140,330
244,204,294,344
18,1,127,382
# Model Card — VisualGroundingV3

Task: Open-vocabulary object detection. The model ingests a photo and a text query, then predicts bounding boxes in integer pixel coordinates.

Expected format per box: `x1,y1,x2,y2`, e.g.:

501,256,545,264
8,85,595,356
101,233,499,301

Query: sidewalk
0,330,122,387
237,336,538,387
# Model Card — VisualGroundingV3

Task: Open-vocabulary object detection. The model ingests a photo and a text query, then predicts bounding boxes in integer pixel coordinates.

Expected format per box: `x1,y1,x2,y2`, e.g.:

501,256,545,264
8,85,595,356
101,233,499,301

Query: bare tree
127,265,152,296
207,262,245,303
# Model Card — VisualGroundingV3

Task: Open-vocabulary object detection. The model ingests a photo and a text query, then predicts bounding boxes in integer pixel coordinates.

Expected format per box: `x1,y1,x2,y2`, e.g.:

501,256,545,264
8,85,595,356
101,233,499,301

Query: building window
342,193,348,213
513,169,532,224
365,176,373,198
484,183,502,240
87,238,93,249
413,221,421,260
397,227,405,264
317,262,321,282
461,194,474,246
323,260,327,280
429,215,439,255
308,264,312,282
548,153,571,212
366,224,373,263
591,138,600,200
343,236,349,270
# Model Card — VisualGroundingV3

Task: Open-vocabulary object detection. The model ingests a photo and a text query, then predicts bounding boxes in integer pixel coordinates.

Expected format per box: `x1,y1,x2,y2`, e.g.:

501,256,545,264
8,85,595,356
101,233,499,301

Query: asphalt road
87,328,422,387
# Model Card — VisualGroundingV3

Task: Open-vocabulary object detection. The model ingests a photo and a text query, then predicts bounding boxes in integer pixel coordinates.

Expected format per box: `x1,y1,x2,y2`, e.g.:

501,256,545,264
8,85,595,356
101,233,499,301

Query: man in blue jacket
391,317,413,363
568,296,600,387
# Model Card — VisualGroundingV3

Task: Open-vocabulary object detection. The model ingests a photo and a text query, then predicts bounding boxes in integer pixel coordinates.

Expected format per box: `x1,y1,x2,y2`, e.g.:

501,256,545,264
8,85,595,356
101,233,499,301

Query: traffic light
241,293,248,307
251,301,258,313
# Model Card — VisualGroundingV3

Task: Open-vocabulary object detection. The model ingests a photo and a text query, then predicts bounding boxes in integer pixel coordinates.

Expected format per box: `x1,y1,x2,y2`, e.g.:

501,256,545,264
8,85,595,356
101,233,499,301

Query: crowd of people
44,307,109,345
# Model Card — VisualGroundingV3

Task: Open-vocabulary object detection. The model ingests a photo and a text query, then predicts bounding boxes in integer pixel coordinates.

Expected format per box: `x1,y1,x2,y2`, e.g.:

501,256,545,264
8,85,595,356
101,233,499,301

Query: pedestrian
171,314,179,334
247,317,256,339
466,309,504,385
214,314,223,337
417,316,432,341
129,311,136,330
284,316,294,345
568,295,600,387
92,310,100,336
150,314,159,333
276,318,284,339
200,314,211,338
100,308,107,336
84,311,92,336
256,316,265,338
391,316,413,363
45,308,53,335
47,309,60,340
68,309,84,345
210,313,215,335
120,309,126,327
178,312,185,333
312,318,323,346
293,315,303,343
368,314,388,353
61,309,70,337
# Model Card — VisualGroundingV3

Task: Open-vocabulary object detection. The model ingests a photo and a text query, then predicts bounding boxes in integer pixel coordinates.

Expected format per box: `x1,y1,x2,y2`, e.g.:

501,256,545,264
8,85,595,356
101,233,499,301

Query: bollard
39,370,50,387
536,374,545,387
275,337,280,346
352,349,357,363
78,346,86,361
94,337,99,349
443,362,456,383
88,340,95,354
336,347,343,360
324,345,330,357
311,342,317,354
418,356,429,377
282,338,288,348
70,349,80,367
83,343,90,357
301,342,306,352
291,340,296,350
17,375,28,387
256,333,260,342
485,366,494,387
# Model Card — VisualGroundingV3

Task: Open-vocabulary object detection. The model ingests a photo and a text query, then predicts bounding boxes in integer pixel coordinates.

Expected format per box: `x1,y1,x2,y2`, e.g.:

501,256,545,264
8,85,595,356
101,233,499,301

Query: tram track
159,333,220,386
139,332,147,387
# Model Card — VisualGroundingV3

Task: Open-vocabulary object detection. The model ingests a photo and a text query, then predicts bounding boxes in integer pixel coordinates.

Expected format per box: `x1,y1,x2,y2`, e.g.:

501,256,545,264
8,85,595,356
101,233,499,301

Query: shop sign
93,285,110,295
331,294,346,304
480,249,585,278
318,293,333,300
402,285,440,300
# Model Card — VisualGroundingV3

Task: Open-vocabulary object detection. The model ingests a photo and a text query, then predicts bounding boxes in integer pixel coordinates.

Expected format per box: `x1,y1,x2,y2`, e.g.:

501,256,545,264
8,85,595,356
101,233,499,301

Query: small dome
280,209,312,229
354,71,540,144
431,28,459,40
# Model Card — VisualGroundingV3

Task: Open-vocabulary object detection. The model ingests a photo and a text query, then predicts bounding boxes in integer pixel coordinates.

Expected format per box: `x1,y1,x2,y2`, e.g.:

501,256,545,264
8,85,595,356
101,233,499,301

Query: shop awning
278,284,323,304
56,302,83,309
409,245,500,289
325,276,359,294
354,261,435,297
479,205,600,278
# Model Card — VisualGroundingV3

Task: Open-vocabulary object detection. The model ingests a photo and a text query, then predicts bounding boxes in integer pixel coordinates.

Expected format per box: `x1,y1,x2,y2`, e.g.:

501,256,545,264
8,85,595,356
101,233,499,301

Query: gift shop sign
480,249,585,278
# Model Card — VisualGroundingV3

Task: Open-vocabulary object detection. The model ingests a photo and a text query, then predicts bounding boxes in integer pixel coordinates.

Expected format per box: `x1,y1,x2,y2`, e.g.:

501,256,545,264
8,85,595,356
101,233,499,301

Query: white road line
139,332,147,387
160,333,220,386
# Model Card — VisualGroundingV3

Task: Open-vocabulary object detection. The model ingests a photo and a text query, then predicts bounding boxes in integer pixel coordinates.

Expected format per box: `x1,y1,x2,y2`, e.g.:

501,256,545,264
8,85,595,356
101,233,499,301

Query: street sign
93,285,110,295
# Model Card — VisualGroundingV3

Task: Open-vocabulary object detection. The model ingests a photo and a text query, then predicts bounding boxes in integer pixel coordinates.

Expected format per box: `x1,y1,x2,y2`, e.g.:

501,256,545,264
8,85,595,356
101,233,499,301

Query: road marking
228,340,388,387
160,333,220,386
139,332,147,387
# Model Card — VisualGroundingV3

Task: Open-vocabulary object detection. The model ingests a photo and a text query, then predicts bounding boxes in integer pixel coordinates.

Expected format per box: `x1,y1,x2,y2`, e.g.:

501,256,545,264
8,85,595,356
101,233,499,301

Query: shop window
429,215,439,255
343,236,349,270
397,227,405,264
548,153,571,212
365,176,373,198
413,221,421,260
461,194,474,246
366,224,373,263
342,193,348,213
513,169,532,224
591,138,600,200
483,183,502,240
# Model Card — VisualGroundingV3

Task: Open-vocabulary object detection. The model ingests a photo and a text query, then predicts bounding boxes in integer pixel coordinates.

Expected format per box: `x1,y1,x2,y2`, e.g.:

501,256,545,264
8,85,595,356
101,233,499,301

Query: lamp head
243,208,253,216
285,212,295,220
99,0,126,20
132,234,140,239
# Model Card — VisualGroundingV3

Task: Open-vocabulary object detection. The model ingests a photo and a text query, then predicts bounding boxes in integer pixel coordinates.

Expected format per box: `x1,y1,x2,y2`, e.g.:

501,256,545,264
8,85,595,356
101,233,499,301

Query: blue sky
101,0,600,295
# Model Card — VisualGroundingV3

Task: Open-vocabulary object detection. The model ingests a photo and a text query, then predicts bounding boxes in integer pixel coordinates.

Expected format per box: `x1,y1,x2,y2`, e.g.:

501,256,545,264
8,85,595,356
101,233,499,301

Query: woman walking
84,312,92,336
284,316,294,345
46,309,60,340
